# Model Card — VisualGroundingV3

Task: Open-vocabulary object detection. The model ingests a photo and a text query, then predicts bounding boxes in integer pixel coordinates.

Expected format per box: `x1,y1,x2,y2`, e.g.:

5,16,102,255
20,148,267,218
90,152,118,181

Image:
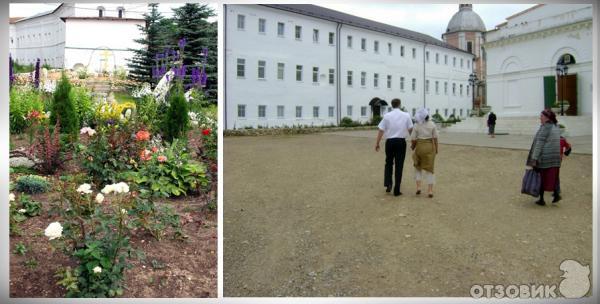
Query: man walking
487,111,497,138
375,98,413,196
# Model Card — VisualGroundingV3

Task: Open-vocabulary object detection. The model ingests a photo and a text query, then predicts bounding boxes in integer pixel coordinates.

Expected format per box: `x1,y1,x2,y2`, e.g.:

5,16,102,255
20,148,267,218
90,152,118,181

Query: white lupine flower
9,193,15,202
95,193,104,204
125,109,132,119
121,209,127,215
18,209,27,213
76,183,93,194
44,222,63,240
93,266,102,274
153,70,174,104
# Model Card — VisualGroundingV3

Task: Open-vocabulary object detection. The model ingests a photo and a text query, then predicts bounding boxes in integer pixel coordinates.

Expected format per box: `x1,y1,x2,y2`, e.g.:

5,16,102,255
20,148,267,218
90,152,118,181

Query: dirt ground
223,132,593,297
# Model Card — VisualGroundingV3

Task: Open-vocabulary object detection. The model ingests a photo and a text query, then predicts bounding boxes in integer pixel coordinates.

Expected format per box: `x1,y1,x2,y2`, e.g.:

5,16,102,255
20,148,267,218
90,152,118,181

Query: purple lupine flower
107,119,115,126
9,53,14,86
34,58,40,88
200,69,207,87
190,67,200,86
178,38,187,50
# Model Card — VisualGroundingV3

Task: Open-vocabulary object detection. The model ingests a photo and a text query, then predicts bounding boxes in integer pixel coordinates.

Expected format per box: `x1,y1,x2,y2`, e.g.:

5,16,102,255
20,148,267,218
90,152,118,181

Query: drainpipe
223,5,228,129
336,22,342,125
423,43,428,109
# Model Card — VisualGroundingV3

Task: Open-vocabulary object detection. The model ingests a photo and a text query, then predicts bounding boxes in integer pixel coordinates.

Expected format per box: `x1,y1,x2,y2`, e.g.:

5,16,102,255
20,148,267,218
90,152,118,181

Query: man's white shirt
378,108,413,139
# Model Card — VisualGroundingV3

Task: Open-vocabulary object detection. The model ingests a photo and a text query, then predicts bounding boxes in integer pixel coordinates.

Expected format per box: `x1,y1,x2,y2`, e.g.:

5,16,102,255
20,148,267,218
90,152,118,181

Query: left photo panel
8,2,217,298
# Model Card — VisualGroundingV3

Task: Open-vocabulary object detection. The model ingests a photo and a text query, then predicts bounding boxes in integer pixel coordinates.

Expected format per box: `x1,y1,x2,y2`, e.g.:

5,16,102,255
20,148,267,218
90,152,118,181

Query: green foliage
370,115,383,126
13,243,28,255
9,86,45,134
19,194,43,216
77,69,88,79
15,175,50,194
340,116,360,127
127,3,165,87
31,119,65,175
50,72,79,135
69,86,94,127
130,196,184,240
55,267,80,295
13,60,34,73
432,113,444,123
24,258,38,269
134,94,161,131
162,84,189,142
126,139,208,197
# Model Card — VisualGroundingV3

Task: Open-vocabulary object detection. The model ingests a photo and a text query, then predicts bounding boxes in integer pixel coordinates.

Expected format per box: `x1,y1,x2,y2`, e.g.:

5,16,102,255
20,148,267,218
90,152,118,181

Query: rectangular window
328,68,334,84
467,41,473,53
361,38,366,51
467,60,471,69
435,53,439,64
460,58,464,68
444,108,448,117
453,57,456,67
412,48,416,59
347,71,353,86
374,40,379,53
237,14,245,30
295,25,302,40
412,78,416,92
312,67,319,83
426,51,429,62
361,106,367,117
296,106,302,118
453,83,456,95
257,60,266,79
277,62,284,80
374,73,379,88
425,79,429,94
329,32,335,45
237,104,246,118
347,105,353,116
328,106,334,117
236,58,245,77
277,22,285,36
444,82,448,95
258,105,266,118
313,29,319,43
460,109,464,117
360,71,366,86
460,84,463,96
400,77,405,90
435,81,439,94
347,35,353,48
277,105,284,118
387,75,392,89
296,65,303,81
400,45,405,57
444,54,448,65
388,42,392,55
258,18,266,33
313,106,319,118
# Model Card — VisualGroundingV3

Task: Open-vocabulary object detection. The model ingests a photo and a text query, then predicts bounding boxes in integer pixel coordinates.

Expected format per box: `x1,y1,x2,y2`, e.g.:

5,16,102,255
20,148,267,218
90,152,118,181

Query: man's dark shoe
535,199,546,206
394,190,402,196
386,185,392,193
552,195,561,203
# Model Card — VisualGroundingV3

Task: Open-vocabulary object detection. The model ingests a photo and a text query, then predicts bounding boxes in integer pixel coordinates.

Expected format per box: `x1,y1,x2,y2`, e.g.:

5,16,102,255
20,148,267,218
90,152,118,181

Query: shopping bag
521,169,541,197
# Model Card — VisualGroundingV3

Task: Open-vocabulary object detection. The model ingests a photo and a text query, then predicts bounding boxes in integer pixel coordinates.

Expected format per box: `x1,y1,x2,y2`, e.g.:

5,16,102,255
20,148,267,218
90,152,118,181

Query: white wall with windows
225,4,474,129
485,4,592,116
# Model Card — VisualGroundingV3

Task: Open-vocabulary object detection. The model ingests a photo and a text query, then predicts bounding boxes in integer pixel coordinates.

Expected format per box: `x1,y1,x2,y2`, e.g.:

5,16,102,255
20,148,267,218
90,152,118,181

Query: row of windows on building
236,14,472,69
14,57,62,64
236,104,471,119
97,6,126,18
13,28,61,44
236,59,471,96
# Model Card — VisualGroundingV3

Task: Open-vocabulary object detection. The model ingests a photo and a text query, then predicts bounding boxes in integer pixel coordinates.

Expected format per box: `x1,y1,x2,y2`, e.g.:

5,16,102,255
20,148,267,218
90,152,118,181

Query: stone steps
442,115,592,136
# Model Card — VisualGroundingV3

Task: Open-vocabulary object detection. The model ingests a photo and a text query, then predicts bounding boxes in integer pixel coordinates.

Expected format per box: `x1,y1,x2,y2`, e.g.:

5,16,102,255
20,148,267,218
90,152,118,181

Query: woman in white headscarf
410,108,438,197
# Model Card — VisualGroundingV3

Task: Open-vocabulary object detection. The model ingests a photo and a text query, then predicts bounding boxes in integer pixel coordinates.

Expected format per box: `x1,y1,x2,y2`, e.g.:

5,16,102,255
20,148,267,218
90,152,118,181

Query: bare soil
223,133,592,297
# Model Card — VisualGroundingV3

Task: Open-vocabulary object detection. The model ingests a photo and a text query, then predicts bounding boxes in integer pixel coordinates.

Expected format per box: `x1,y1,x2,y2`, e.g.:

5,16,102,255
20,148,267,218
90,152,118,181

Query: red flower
27,110,41,120
202,129,211,136
140,149,152,161
135,130,151,141
151,146,158,153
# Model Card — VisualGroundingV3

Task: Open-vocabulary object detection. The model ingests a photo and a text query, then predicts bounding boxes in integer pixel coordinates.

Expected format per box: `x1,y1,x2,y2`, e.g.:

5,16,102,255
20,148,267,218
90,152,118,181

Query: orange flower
157,155,167,163
135,130,151,141
140,149,152,161
151,146,158,153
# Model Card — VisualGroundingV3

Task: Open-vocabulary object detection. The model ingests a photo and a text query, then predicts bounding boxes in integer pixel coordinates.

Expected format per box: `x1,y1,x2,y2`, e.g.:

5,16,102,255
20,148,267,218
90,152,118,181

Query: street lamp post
555,63,569,116
469,73,478,115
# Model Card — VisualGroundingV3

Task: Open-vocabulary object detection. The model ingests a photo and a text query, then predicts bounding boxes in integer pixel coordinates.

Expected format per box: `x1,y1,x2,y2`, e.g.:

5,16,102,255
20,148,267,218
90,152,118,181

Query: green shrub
162,84,189,142
432,113,444,123
9,86,45,134
370,115,382,126
134,94,161,131
50,72,79,135
69,86,94,127
340,116,359,127
15,175,50,194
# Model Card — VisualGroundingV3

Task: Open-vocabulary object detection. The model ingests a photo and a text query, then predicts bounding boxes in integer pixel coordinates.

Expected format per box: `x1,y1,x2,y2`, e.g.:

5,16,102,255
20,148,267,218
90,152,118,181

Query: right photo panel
222,3,593,299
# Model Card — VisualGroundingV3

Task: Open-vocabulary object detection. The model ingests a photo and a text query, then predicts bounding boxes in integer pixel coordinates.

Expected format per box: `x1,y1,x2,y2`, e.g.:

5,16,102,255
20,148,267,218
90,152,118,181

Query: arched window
98,6,105,17
117,7,125,18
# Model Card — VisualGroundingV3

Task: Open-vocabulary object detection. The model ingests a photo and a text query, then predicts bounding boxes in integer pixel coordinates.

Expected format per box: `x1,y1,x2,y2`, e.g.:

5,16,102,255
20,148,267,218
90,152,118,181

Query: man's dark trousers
384,138,406,194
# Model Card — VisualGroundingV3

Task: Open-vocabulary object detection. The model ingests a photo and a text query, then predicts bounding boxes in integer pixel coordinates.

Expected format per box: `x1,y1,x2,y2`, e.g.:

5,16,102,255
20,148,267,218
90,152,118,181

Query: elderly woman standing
527,109,562,205
410,108,438,198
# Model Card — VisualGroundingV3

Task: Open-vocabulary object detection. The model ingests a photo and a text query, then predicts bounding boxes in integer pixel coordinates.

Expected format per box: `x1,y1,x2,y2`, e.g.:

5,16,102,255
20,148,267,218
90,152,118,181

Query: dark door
543,76,556,109
372,105,381,117
558,74,577,115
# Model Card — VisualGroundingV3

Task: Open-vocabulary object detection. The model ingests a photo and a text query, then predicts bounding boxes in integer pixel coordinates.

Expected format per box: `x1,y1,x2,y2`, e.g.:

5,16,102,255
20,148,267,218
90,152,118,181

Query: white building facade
10,3,144,73
485,4,593,117
224,4,475,129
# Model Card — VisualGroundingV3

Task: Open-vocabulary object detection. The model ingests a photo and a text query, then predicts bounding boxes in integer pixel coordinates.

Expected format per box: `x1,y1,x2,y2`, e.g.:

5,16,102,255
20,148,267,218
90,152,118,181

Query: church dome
446,4,486,33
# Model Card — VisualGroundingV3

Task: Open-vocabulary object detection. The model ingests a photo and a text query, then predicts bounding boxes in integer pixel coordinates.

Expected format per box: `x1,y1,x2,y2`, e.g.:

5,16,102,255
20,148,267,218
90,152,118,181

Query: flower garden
8,31,217,297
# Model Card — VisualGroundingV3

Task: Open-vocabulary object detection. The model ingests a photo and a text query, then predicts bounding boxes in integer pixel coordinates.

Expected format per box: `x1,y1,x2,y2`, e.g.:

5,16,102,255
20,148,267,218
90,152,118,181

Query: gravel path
223,132,592,297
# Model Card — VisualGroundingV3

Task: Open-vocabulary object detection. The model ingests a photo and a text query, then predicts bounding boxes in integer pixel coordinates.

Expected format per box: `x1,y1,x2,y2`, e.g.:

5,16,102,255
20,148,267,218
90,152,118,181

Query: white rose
95,193,104,204
18,209,27,213
93,266,102,274
76,183,93,194
114,182,129,194
44,222,63,240
9,193,15,202
101,184,114,194
87,129,96,136
121,209,127,215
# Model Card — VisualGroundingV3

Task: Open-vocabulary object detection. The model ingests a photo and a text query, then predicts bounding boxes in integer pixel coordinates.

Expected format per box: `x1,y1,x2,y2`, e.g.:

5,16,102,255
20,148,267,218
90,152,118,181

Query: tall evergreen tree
172,3,217,103
127,3,164,87
50,72,79,135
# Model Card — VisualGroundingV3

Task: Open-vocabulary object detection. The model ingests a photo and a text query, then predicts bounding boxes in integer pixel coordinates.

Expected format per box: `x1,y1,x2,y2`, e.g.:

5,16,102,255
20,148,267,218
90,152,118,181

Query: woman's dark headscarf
542,109,558,125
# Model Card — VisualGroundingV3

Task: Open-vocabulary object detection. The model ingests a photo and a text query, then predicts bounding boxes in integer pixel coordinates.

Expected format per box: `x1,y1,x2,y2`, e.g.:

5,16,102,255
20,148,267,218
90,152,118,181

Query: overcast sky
10,3,536,39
